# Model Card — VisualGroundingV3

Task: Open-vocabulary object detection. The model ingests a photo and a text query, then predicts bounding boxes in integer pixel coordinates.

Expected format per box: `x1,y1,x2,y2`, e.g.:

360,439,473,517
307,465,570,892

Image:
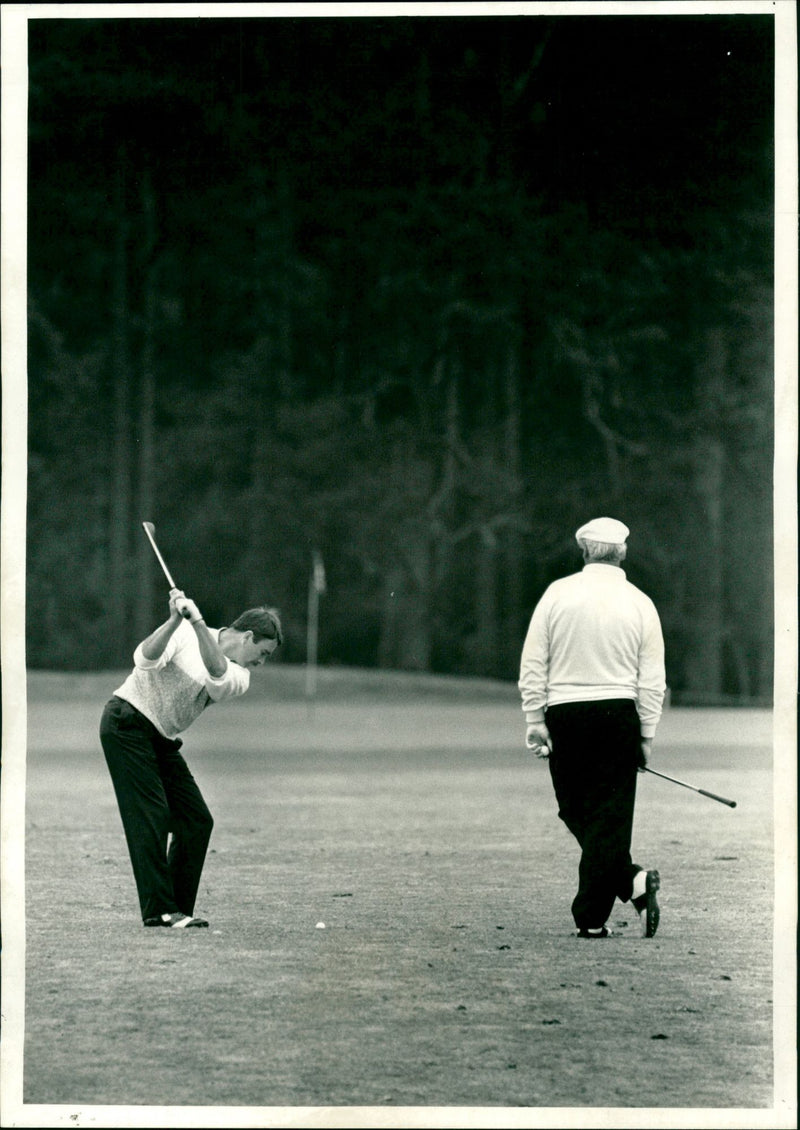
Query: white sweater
114,620,250,739
518,563,666,737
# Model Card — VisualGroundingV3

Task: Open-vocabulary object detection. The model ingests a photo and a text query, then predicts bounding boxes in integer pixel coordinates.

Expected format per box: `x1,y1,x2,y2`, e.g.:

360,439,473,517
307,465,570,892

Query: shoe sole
144,917,209,928
642,870,660,938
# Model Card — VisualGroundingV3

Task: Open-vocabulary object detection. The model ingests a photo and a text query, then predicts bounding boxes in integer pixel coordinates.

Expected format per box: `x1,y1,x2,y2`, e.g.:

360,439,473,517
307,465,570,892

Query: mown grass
16,668,781,1120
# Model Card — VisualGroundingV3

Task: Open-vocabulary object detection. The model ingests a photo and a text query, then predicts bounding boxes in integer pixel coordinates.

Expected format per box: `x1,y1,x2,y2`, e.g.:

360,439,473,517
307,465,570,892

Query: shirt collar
582,563,626,579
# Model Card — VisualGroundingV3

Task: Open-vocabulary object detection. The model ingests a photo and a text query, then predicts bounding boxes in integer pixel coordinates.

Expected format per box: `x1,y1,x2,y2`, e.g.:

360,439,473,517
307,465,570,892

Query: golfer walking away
518,517,666,939
100,588,283,928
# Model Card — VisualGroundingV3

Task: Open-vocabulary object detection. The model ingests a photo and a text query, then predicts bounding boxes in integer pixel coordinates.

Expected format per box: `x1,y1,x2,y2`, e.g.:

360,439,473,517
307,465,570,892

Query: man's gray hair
578,538,627,563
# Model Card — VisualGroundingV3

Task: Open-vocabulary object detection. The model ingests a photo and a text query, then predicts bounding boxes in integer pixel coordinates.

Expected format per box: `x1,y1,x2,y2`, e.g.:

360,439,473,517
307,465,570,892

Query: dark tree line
26,15,774,700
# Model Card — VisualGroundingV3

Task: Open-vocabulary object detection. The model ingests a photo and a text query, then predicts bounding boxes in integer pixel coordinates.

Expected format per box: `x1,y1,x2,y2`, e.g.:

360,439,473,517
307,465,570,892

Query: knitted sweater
114,620,250,739
518,563,666,737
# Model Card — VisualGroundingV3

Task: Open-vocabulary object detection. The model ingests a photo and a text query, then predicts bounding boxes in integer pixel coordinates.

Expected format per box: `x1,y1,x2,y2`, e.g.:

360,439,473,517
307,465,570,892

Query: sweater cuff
640,724,657,739
525,709,546,724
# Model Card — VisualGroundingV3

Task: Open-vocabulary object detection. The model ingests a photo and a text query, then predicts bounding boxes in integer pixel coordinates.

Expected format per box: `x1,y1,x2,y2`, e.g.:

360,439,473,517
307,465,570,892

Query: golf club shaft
142,521,178,590
644,766,737,808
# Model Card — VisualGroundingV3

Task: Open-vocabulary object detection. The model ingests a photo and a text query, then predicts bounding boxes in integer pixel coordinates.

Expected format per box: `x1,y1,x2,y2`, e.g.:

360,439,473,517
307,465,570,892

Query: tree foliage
25,15,774,698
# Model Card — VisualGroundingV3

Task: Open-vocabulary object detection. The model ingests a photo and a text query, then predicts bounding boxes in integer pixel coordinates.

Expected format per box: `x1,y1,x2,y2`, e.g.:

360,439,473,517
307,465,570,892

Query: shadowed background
26,12,773,701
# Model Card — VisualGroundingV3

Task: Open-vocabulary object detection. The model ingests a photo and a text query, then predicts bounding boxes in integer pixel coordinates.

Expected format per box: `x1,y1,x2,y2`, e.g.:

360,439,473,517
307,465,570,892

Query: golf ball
315,921,326,929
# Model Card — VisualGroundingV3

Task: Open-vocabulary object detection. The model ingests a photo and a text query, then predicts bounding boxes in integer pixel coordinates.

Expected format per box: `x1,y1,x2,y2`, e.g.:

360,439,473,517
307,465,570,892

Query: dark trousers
100,696,213,921
545,699,642,931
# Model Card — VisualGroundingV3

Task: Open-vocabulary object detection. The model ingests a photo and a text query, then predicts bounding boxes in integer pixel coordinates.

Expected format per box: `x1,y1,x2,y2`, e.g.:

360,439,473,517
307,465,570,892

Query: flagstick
305,551,326,720
306,574,319,705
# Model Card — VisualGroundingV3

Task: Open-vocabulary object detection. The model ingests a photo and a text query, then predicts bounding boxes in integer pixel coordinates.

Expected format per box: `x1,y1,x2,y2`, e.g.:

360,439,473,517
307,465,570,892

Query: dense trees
25,15,774,699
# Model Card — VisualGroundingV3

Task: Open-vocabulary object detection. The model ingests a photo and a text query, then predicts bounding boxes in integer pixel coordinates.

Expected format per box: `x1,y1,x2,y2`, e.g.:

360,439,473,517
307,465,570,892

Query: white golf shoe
632,869,660,938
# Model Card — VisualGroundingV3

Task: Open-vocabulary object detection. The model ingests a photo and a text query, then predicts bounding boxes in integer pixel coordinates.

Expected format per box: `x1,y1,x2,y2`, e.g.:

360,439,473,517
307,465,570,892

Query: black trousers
545,699,642,931
100,696,213,922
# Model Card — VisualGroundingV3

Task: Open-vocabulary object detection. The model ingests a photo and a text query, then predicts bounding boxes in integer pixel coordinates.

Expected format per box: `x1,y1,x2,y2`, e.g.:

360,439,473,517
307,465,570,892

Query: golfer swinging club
100,588,283,928
519,517,666,939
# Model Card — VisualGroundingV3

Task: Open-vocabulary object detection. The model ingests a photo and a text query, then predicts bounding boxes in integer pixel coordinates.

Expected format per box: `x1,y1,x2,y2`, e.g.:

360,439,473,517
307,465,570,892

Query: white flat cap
575,517,630,545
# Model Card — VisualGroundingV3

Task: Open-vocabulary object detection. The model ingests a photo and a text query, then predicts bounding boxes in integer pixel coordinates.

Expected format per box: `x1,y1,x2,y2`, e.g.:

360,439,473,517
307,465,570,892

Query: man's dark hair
231,606,283,646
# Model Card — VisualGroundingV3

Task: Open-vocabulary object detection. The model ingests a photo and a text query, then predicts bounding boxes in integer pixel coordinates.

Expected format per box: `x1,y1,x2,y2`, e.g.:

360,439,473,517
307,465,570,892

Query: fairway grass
13,669,782,1119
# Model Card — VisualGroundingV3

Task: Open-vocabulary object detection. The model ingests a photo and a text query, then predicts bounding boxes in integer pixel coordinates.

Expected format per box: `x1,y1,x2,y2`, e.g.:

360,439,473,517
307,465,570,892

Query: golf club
142,521,178,589
644,766,737,808
142,522,204,624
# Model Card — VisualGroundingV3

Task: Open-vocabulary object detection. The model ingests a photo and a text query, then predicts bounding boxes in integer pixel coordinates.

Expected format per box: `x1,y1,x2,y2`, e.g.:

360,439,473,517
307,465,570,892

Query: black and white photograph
1,1,796,1128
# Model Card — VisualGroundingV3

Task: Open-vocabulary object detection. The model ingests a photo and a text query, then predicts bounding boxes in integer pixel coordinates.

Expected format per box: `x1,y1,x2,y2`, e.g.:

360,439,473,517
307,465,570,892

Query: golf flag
312,550,326,595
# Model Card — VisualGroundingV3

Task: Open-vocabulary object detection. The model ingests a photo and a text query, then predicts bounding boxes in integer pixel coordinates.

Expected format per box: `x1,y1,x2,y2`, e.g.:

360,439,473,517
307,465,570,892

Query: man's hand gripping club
169,588,204,624
168,589,226,678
